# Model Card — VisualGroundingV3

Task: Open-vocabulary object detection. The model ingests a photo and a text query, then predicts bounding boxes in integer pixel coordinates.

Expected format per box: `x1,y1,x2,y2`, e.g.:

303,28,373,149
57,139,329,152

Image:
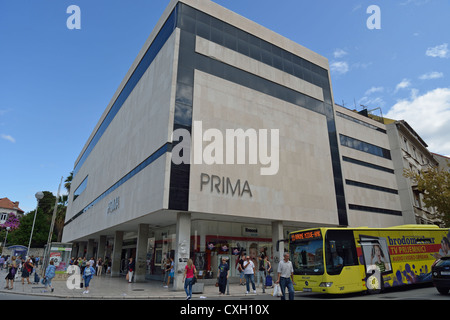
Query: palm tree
64,172,73,194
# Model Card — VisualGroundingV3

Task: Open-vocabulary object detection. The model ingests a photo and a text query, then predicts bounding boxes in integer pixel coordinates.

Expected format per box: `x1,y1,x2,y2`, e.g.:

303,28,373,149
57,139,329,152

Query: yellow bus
288,225,449,294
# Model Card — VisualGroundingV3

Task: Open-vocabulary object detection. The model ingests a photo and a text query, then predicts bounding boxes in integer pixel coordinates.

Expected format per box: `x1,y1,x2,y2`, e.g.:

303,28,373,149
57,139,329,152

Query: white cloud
426,43,449,58
330,61,349,75
395,78,411,92
1,134,16,143
365,86,384,95
386,88,450,156
419,71,444,80
333,49,348,59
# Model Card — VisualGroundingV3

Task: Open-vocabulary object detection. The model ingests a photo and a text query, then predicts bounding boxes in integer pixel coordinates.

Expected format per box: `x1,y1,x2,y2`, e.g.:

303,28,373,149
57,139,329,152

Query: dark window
73,176,88,201
348,204,402,216
325,230,358,275
339,134,391,160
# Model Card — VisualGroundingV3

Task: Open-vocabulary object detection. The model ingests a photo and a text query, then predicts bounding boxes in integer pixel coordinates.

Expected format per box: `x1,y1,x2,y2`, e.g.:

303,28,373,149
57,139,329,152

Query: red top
185,265,195,278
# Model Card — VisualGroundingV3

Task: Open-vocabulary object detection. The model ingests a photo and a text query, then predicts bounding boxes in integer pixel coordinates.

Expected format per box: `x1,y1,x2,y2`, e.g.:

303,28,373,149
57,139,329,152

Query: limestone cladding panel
68,30,179,221
195,36,324,102
188,70,339,225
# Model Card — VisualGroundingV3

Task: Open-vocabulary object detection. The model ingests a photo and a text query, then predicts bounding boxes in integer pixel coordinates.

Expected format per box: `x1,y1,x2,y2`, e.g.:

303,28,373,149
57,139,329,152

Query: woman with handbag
4,256,17,290
183,259,197,300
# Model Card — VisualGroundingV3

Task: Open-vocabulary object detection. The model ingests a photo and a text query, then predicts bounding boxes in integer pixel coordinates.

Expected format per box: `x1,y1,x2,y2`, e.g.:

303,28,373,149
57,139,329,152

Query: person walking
243,255,256,294
44,260,56,293
257,248,267,293
4,256,17,290
217,257,229,295
96,258,103,276
83,261,95,294
183,259,197,300
237,252,246,286
275,252,296,300
126,257,135,283
163,257,174,288
21,257,33,285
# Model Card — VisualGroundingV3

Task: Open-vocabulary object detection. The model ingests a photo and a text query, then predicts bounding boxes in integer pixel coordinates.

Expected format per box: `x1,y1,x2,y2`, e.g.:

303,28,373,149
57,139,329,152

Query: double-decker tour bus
288,225,449,294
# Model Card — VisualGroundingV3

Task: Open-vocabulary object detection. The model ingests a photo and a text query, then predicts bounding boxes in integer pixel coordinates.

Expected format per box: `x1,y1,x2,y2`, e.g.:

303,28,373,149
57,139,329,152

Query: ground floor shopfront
69,214,303,290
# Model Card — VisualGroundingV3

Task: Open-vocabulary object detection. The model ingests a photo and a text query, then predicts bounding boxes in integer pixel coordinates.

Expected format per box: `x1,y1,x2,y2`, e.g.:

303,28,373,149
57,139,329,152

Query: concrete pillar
98,235,107,261
173,212,191,290
72,243,79,259
78,242,87,258
86,239,95,259
111,231,124,277
135,224,149,282
272,221,284,274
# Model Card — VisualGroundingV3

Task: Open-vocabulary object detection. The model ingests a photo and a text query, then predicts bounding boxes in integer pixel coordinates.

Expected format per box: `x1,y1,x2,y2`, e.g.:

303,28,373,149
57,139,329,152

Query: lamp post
3,226,10,247
27,191,44,256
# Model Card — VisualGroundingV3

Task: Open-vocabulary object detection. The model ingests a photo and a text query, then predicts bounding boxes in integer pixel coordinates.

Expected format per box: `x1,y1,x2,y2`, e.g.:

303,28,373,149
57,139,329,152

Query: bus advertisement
289,225,449,294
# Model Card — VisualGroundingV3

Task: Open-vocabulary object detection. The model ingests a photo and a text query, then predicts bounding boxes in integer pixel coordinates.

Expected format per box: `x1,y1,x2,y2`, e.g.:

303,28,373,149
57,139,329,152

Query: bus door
359,235,392,293
324,230,361,293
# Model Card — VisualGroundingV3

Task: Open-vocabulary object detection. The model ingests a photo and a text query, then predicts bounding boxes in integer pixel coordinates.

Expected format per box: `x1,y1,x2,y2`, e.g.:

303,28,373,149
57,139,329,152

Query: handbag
192,276,197,285
41,277,47,285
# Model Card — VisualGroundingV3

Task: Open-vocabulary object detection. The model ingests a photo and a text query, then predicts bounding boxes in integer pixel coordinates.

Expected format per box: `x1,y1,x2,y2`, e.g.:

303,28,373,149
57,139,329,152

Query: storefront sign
243,226,258,237
106,196,120,214
200,173,252,197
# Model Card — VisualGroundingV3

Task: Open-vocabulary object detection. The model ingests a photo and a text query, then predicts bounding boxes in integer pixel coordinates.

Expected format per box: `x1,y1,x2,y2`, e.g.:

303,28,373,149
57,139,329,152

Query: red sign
290,230,322,242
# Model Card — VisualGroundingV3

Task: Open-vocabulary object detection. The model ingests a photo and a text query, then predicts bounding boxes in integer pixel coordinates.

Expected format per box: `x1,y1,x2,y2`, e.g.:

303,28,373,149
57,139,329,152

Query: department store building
63,0,409,288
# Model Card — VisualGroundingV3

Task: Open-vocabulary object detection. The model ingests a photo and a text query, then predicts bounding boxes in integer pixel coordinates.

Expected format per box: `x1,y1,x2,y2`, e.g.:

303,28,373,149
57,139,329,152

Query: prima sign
200,173,252,197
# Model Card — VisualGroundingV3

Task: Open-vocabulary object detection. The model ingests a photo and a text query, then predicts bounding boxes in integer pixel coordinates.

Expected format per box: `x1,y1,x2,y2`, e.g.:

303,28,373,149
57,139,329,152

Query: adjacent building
0,197,24,226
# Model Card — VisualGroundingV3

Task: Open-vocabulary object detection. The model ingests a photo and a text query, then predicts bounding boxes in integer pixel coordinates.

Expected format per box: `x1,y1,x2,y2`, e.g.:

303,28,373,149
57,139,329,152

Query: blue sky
1,0,449,213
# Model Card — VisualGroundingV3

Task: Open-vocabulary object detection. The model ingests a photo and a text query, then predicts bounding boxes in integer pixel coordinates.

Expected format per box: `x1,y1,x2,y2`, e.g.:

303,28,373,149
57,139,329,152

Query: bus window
291,239,324,275
325,230,358,275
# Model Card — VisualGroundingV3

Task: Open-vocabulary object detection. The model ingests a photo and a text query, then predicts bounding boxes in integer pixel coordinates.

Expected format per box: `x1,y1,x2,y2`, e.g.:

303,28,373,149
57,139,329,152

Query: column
173,212,191,290
71,243,79,259
78,242,87,258
111,231,123,277
86,239,95,259
135,224,149,282
97,235,107,261
272,221,284,274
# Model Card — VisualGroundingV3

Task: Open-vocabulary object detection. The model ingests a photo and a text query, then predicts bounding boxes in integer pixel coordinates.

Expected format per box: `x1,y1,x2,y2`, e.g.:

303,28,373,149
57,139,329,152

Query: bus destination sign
290,230,322,242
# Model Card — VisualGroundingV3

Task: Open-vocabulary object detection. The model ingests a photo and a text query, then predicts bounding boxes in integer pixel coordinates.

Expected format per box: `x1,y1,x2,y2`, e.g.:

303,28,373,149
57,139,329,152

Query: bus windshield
291,239,324,275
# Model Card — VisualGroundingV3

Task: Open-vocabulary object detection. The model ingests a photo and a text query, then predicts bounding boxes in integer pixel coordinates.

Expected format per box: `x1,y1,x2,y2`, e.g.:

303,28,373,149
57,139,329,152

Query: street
1,283,448,300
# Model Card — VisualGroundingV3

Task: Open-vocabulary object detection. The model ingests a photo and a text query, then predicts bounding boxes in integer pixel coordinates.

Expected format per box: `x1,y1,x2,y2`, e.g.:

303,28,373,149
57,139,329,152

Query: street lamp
3,226,10,247
27,191,44,255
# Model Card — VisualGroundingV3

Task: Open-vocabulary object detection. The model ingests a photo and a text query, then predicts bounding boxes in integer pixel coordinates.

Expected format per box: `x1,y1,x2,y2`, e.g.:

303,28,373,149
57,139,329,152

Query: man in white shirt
243,255,256,294
276,252,296,300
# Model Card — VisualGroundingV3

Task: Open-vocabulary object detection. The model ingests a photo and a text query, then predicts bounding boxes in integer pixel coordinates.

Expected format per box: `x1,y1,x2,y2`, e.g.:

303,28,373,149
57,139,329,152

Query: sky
1,0,449,213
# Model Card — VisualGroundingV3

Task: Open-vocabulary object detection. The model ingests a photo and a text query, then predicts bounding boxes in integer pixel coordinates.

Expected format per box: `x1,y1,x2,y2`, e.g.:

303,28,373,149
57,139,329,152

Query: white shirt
243,260,255,275
277,259,293,278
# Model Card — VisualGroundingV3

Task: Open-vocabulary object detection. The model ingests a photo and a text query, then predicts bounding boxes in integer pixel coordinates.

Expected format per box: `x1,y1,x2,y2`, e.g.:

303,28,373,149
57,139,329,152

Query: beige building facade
63,0,418,287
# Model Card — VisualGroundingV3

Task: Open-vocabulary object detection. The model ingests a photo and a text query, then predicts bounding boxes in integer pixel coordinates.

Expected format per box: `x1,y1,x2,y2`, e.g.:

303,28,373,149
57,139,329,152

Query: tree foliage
404,163,450,227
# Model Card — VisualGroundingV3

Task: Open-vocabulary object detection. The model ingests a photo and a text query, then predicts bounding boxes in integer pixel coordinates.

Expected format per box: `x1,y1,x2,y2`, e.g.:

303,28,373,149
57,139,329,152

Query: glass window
73,176,88,201
291,239,324,275
325,230,358,275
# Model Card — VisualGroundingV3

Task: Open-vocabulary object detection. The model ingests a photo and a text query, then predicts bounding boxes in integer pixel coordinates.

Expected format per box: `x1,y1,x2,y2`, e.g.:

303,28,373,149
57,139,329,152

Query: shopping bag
265,275,272,287
273,283,283,297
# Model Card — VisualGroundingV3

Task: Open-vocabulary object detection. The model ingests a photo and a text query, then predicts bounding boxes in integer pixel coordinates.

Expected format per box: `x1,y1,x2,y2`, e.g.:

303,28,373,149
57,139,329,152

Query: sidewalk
1,268,276,300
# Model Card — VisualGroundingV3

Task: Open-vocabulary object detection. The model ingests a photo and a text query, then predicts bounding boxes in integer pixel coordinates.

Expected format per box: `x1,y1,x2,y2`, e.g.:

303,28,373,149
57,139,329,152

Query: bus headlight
319,282,333,287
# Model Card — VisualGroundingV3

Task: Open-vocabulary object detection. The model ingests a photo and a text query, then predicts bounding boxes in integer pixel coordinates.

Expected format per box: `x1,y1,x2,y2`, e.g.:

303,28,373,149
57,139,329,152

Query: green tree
404,163,450,227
